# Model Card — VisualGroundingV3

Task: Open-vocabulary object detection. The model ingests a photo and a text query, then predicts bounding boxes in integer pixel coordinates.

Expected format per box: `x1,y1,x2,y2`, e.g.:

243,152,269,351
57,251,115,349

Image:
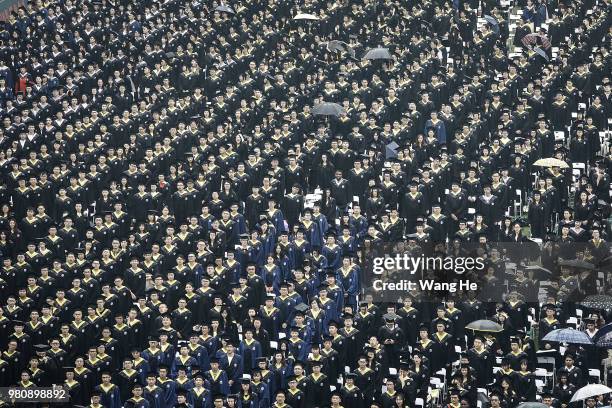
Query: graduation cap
383,312,399,322
343,372,358,381
34,344,50,352
398,361,411,371
294,303,309,313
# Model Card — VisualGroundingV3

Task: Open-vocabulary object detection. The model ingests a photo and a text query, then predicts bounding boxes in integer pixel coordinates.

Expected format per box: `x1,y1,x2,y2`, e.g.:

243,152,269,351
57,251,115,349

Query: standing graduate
95,372,122,408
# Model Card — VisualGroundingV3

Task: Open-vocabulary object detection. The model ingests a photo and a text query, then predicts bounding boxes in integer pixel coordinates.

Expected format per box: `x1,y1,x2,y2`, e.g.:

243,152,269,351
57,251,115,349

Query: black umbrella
324,40,355,58
524,265,553,279
580,295,612,310
312,102,344,117
594,331,612,348
560,259,595,270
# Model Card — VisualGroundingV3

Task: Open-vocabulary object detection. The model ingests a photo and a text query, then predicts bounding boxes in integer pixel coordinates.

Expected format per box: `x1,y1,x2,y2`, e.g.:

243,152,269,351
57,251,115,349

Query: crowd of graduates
0,0,611,406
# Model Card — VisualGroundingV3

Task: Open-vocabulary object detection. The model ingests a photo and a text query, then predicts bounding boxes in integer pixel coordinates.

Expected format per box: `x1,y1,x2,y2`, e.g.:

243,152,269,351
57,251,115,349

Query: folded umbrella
466,320,503,333
534,46,550,62
570,384,612,402
542,328,593,345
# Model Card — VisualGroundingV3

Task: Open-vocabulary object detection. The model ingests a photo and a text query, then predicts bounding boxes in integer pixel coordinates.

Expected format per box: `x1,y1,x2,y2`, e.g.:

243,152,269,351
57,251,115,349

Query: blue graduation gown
95,383,122,408
143,386,165,408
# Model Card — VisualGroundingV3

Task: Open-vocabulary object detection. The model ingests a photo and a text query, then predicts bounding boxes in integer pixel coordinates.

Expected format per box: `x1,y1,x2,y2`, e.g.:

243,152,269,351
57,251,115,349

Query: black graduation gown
305,373,329,407
285,388,305,408
516,370,537,401
340,385,364,408
377,325,404,370
528,201,548,238
432,332,454,372
353,367,377,404
466,348,493,387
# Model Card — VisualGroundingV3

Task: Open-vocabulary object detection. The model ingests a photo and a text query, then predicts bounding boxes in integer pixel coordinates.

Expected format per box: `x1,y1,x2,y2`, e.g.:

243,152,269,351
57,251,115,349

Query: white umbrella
570,384,612,402
293,13,319,20
533,157,570,168
214,5,235,14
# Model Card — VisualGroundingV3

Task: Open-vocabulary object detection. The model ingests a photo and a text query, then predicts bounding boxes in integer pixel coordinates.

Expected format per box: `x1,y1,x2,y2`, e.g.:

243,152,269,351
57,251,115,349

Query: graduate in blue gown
250,368,271,408
300,210,323,248
124,385,151,408
156,365,177,408
322,233,342,270
337,254,360,311
95,372,122,408
144,373,165,408
238,328,263,371
188,374,213,408
204,358,230,397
